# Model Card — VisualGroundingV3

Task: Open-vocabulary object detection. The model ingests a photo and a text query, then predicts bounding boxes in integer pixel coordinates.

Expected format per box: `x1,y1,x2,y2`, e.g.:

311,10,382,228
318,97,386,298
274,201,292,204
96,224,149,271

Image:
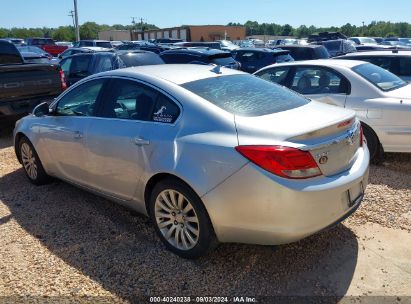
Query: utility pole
68,10,75,28
73,0,80,41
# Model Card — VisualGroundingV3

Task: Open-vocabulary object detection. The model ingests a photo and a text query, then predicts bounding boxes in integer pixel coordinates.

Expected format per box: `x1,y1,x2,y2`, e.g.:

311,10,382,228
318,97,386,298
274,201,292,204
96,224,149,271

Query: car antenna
210,64,222,74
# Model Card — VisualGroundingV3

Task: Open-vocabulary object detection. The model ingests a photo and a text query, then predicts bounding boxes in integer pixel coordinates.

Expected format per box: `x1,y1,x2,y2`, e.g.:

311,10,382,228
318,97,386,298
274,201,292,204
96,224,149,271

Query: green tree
79,22,100,39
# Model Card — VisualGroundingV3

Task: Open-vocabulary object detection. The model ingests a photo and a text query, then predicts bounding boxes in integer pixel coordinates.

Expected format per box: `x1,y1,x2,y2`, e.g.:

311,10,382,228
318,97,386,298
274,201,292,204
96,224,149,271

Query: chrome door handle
133,137,150,146
73,131,83,139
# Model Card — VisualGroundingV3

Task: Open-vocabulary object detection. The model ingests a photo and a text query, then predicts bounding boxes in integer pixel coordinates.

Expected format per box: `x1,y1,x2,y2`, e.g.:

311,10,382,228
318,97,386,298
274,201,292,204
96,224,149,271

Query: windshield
352,63,407,91
182,74,309,117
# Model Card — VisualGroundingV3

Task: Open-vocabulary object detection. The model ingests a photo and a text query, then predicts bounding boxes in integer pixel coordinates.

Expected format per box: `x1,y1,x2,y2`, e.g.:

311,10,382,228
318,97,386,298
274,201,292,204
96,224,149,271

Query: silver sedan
14,64,369,258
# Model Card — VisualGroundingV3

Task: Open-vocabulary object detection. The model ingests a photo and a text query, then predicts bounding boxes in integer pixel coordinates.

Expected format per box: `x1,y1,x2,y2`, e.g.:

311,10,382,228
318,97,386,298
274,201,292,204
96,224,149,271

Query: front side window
352,63,407,91
56,79,105,116
291,67,349,95
255,66,291,86
182,74,309,117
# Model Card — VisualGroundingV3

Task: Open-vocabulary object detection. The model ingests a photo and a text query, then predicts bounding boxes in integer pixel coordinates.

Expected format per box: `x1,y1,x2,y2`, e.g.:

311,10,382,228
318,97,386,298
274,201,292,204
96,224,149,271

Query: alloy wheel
21,142,38,180
154,189,200,250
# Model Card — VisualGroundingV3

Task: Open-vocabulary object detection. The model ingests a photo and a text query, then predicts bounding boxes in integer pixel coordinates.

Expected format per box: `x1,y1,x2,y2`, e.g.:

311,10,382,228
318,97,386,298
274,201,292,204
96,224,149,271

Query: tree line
228,21,411,38
0,22,158,41
1,20,411,41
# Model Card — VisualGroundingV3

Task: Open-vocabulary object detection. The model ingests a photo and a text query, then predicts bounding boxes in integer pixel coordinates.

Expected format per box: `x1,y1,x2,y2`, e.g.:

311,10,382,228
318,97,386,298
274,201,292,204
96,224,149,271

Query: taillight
59,69,67,91
235,145,322,179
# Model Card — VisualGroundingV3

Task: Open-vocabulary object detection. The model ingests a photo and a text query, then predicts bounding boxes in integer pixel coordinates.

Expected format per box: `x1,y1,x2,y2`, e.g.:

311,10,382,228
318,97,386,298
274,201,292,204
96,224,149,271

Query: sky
1,0,410,29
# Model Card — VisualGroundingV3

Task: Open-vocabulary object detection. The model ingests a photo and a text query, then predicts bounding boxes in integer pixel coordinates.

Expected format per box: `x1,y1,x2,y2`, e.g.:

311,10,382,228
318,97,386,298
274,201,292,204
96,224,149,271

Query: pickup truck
26,38,68,57
0,40,66,120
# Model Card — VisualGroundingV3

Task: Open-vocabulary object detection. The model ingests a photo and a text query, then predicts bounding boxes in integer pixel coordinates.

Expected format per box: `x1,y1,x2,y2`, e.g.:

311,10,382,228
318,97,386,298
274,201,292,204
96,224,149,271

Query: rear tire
18,136,51,185
362,124,383,164
149,178,217,259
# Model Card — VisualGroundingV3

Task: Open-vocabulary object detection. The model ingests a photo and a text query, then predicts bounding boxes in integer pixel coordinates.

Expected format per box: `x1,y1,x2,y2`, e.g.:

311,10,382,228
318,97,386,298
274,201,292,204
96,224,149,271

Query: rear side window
182,74,309,117
100,79,180,123
152,94,180,123
291,67,350,95
399,57,411,76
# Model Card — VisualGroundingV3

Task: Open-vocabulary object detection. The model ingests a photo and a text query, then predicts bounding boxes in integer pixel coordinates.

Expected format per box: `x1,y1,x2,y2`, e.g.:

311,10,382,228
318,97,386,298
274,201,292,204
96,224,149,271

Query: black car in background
116,50,165,66
315,39,357,57
60,51,164,86
275,45,330,61
231,48,294,73
58,47,114,59
173,42,222,50
160,48,240,69
336,50,411,81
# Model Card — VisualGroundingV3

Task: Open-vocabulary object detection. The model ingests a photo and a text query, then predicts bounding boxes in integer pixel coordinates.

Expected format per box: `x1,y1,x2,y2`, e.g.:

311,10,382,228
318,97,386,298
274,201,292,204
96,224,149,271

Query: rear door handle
73,130,83,139
133,137,150,146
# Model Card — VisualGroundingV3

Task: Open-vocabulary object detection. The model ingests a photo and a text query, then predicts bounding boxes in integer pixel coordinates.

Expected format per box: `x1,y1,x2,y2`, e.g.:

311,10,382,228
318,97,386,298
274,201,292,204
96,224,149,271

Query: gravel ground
0,126,410,302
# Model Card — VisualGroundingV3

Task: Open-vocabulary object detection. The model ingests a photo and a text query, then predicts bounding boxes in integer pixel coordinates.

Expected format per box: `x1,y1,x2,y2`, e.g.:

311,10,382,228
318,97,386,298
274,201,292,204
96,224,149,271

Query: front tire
149,178,216,259
18,136,51,185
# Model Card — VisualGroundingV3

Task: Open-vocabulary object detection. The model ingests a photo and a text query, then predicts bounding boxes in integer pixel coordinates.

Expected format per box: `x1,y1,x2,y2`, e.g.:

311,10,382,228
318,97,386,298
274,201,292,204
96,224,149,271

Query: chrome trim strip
299,121,360,151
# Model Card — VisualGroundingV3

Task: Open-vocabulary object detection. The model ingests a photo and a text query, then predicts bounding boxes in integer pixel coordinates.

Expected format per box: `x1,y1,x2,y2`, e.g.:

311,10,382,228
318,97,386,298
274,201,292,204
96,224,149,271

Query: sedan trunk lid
235,101,361,177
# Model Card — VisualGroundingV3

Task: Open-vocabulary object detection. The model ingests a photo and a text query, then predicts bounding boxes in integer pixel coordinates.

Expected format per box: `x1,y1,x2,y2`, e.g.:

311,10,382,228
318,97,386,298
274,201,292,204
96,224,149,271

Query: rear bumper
202,146,370,245
0,98,54,117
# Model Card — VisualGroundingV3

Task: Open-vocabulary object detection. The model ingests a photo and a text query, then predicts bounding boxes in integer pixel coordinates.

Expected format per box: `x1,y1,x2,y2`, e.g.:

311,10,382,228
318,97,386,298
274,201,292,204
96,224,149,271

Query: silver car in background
254,59,411,161
14,65,369,258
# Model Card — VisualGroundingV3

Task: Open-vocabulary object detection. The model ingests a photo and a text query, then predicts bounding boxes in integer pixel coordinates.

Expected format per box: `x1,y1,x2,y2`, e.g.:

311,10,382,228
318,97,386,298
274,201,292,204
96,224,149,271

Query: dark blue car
160,48,240,69
231,48,294,73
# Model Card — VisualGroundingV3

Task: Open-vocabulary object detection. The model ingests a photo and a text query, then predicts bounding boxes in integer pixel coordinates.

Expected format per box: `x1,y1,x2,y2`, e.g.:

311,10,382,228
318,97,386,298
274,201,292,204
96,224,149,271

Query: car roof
79,40,110,42
278,45,323,49
260,59,366,69
161,48,228,55
94,64,244,85
116,50,155,55
235,48,289,53
339,50,411,57
65,51,115,59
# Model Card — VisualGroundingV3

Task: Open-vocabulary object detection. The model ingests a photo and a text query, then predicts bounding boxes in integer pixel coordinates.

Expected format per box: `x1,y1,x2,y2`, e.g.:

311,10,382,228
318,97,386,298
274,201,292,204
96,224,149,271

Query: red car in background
26,38,68,57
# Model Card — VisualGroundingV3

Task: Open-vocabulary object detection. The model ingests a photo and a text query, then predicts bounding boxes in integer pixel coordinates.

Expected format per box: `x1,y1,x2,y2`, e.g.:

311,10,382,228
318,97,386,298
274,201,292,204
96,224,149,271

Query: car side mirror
33,102,50,117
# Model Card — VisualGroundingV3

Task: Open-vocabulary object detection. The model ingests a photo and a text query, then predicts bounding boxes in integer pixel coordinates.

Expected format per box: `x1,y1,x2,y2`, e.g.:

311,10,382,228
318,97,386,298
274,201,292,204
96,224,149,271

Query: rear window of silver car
352,63,407,91
182,74,309,116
